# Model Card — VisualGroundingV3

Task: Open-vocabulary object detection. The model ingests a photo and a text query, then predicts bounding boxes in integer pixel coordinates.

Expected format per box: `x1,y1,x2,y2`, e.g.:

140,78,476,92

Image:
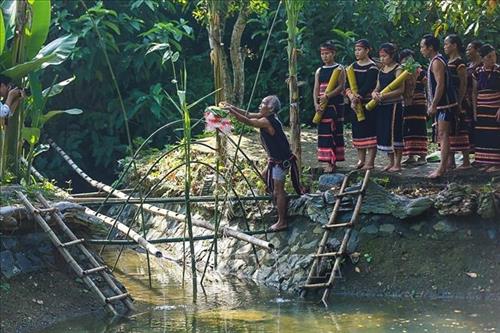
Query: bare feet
324,163,336,173
269,221,288,232
428,168,445,179
361,164,374,170
388,166,402,172
383,164,393,171
402,156,416,165
356,161,365,169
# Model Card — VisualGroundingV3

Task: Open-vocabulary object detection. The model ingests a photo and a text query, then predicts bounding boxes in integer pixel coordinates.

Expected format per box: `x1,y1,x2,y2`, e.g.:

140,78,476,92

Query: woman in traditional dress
313,40,346,173
371,43,405,172
472,44,500,172
345,39,379,170
400,49,428,165
444,34,471,169
465,40,483,153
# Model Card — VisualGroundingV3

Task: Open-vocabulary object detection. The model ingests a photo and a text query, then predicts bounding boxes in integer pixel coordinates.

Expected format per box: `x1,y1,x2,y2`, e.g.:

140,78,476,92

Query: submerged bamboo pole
48,138,274,252
85,227,282,245
68,195,289,205
82,207,163,258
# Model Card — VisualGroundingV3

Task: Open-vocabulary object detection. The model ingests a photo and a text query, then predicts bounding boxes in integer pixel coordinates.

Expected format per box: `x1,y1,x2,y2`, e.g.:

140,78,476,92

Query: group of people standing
222,33,499,231
314,34,500,178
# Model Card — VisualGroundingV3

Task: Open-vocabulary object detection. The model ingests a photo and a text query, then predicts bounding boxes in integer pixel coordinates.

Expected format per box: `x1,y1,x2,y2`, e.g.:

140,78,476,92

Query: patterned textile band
265,155,305,195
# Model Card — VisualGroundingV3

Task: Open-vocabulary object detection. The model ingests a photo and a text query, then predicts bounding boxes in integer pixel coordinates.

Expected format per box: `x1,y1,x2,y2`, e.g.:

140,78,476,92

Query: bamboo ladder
15,191,134,316
301,169,371,306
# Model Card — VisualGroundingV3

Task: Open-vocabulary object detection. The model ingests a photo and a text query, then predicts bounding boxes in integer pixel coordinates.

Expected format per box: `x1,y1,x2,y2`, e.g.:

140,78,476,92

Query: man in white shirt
0,75,25,122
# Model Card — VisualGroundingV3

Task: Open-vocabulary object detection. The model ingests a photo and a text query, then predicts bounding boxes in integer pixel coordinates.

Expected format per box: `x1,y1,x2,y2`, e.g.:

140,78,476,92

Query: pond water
40,249,499,333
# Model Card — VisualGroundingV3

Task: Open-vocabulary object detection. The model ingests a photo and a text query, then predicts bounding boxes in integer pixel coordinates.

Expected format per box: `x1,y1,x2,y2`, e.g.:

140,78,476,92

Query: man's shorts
436,107,455,122
272,165,288,181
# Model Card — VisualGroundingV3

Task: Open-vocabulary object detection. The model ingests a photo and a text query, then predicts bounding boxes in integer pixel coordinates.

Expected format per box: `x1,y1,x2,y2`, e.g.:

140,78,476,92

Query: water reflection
39,249,499,333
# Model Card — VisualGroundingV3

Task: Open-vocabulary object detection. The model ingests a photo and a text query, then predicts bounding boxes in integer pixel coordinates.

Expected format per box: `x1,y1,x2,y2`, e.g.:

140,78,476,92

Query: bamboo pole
84,228,283,245
20,158,163,261
82,207,163,258
48,138,274,252
34,193,135,313
16,191,119,315
321,170,371,305
67,195,296,205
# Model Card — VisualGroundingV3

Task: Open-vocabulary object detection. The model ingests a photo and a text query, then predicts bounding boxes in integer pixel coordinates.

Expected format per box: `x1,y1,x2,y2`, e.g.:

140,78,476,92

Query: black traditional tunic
472,64,500,165
448,57,471,152
403,67,428,155
260,114,303,194
346,61,378,149
465,62,482,149
316,64,345,164
426,54,458,141
375,65,404,153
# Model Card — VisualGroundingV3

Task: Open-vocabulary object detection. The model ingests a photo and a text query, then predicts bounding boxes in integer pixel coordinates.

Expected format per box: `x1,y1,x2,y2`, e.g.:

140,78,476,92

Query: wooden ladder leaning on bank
16,191,134,316
301,169,371,306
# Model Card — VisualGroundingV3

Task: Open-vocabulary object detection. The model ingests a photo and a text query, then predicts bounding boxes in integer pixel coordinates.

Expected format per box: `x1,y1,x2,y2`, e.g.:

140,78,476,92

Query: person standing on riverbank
444,34,472,170
472,44,500,171
345,39,379,170
420,34,458,179
313,41,346,173
400,49,428,165
223,96,304,231
371,43,405,172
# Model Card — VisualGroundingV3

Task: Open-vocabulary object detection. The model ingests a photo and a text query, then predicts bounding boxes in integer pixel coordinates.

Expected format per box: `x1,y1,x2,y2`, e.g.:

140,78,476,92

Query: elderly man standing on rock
222,95,305,231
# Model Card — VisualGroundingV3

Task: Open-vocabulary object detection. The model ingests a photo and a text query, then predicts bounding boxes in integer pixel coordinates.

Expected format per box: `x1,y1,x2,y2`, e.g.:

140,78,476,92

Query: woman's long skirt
473,106,500,165
376,102,404,153
403,104,428,155
318,104,344,164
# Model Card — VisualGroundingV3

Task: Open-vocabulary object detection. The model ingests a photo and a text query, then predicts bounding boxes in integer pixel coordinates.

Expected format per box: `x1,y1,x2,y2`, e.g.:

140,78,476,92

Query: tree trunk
208,9,232,104
230,6,248,105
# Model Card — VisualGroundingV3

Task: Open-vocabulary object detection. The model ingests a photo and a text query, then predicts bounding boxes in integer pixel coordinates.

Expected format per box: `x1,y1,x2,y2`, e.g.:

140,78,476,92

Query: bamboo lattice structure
48,138,274,252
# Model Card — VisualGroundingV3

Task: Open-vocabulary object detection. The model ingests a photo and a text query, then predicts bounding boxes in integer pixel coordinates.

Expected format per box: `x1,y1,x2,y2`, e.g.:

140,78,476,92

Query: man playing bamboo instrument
222,96,304,232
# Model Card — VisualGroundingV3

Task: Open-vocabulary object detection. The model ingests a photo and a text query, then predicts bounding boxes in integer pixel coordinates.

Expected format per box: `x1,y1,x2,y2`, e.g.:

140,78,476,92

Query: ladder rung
323,222,353,229
60,238,85,247
82,266,108,275
336,189,364,198
303,282,330,289
106,292,129,303
312,252,344,258
35,207,58,214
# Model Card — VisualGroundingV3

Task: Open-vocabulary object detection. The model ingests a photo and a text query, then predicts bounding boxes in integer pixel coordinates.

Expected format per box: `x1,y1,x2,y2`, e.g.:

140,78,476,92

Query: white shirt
0,102,11,118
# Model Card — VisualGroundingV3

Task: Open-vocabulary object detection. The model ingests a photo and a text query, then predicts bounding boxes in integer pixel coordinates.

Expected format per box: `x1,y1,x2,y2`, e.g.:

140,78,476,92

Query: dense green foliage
36,0,498,185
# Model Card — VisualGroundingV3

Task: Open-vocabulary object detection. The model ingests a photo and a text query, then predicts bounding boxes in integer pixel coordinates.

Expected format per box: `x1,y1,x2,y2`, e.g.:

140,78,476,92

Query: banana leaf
25,0,51,59
40,108,83,125
21,127,40,145
2,34,78,78
42,76,76,98
0,11,5,55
